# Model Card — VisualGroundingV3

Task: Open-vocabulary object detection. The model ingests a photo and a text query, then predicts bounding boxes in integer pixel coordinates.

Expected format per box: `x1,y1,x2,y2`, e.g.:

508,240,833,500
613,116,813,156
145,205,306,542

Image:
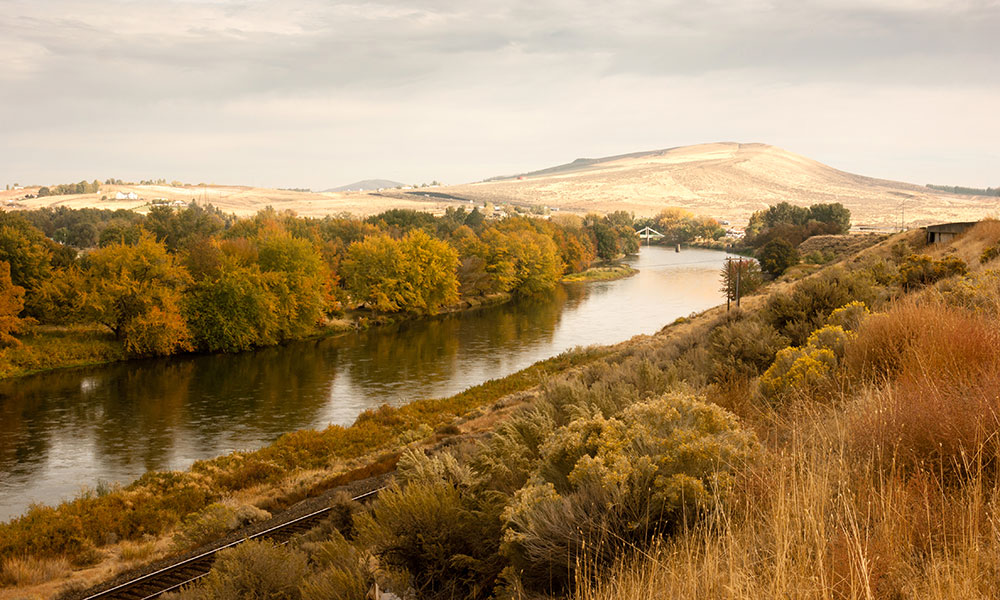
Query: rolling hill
435,142,998,227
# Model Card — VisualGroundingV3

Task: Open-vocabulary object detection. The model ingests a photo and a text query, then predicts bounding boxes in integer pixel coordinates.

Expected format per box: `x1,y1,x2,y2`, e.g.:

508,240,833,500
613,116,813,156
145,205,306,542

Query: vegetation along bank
0,205,644,379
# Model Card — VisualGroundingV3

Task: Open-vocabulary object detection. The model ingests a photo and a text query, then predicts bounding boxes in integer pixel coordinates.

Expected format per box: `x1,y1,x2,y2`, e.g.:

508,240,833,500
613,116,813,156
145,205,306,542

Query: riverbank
0,292,518,382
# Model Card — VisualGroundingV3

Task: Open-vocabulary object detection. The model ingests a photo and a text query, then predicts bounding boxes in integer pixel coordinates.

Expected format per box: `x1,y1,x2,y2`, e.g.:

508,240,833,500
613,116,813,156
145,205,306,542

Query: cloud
0,0,997,188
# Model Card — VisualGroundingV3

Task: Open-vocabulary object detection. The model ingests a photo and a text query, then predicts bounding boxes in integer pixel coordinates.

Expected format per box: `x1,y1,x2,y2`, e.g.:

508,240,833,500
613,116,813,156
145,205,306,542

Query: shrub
937,269,1000,315
298,531,371,600
708,317,788,383
356,451,505,600
898,254,967,290
500,393,756,593
185,540,309,600
172,503,239,550
826,300,869,332
980,243,1000,264
758,325,849,402
763,267,876,345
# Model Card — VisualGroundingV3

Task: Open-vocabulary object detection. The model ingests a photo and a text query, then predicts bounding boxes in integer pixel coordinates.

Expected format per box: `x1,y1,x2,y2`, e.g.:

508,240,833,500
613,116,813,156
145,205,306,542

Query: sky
1,0,997,190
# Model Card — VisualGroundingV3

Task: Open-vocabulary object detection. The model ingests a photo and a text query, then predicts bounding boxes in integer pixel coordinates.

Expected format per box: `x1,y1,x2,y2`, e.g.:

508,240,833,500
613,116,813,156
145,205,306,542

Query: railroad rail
81,487,384,600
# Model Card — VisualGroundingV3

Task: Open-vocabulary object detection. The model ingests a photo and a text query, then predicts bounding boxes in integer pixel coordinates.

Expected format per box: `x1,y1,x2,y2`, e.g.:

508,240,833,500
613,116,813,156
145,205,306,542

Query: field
0,185,467,219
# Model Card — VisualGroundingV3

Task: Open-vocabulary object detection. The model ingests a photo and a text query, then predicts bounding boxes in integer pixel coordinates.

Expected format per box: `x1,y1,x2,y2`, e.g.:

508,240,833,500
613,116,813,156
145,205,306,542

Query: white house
114,191,139,200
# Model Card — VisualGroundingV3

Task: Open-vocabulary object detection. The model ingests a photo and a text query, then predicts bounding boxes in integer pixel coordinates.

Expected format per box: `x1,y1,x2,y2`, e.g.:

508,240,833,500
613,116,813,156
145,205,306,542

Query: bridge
635,226,664,244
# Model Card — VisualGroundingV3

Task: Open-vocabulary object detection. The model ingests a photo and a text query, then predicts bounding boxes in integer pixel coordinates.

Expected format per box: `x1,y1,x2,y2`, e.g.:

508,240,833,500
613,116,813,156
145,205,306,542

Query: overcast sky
1,0,997,190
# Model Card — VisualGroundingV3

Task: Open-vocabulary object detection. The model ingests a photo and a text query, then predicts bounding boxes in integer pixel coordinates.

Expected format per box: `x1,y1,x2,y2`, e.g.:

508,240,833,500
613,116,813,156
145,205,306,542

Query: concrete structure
924,221,977,244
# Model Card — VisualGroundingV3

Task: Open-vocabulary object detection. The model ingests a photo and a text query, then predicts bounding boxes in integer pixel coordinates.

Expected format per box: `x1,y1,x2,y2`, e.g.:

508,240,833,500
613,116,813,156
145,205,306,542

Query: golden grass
561,264,637,283
0,556,70,587
573,401,1000,600
0,324,123,379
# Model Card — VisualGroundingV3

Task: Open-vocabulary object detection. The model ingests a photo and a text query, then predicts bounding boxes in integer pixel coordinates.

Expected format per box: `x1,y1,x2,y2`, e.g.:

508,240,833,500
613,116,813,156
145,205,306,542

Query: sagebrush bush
708,317,788,383
501,392,756,593
826,300,869,331
356,452,505,600
760,325,848,400
763,267,876,345
937,269,1000,315
898,254,967,290
298,530,371,600
181,540,309,600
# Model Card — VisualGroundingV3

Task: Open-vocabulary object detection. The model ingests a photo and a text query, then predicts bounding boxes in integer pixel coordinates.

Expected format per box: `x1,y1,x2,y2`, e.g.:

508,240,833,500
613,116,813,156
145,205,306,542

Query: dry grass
573,404,1000,600
0,556,70,587
118,540,158,563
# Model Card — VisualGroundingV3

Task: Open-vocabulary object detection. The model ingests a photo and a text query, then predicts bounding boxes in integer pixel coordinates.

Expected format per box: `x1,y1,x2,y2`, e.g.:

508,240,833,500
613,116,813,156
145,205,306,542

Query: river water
0,246,733,521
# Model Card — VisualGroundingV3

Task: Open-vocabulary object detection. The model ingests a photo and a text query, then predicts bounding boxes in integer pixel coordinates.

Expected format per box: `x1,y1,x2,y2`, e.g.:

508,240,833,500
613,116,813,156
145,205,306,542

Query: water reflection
0,246,731,520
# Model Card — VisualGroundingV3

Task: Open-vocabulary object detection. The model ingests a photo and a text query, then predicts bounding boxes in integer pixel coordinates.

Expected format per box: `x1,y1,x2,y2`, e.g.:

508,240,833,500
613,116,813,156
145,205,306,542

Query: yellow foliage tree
0,261,27,346
83,231,193,356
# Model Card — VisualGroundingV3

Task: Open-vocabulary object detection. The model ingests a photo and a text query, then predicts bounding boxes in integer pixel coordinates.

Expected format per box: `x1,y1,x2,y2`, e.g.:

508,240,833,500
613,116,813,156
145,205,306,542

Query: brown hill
436,142,998,227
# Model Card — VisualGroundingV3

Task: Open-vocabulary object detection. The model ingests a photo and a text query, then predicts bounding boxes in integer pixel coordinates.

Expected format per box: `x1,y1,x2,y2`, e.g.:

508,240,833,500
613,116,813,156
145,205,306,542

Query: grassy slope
575,223,1000,599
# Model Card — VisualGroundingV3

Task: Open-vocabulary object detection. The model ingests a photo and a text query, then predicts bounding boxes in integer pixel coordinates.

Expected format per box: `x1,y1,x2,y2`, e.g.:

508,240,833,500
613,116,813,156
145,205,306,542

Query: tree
0,261,27,346
720,258,763,304
82,231,192,356
343,230,459,314
0,212,54,290
255,228,327,338
757,239,799,277
808,203,851,234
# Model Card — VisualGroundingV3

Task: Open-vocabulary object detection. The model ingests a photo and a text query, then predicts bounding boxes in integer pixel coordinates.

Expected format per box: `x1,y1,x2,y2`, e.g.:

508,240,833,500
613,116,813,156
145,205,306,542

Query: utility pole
726,257,732,312
735,259,742,308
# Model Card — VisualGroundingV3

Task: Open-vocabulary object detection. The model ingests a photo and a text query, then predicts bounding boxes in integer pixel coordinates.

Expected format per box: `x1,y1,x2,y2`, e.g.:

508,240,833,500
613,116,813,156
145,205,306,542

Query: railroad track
81,487,383,600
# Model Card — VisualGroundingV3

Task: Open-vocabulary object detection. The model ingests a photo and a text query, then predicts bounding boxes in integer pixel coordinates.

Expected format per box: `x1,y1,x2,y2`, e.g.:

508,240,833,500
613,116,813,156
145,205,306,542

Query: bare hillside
437,142,998,227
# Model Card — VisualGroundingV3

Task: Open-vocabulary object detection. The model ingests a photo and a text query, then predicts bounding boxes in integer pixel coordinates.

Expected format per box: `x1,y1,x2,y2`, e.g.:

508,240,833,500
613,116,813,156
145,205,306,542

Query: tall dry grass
573,405,1000,600
576,295,1000,600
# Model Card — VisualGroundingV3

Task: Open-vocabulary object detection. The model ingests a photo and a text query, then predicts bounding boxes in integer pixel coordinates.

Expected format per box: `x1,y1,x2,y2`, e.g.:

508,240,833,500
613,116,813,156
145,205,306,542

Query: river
0,246,733,521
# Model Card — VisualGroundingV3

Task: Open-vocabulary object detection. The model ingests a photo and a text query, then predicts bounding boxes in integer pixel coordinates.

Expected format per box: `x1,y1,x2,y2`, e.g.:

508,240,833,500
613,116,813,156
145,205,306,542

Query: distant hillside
438,142,999,228
324,179,405,193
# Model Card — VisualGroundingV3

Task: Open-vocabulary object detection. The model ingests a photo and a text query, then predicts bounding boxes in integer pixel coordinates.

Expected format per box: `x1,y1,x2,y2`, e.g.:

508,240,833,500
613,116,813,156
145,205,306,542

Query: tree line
927,184,999,197
0,205,638,357
35,180,102,197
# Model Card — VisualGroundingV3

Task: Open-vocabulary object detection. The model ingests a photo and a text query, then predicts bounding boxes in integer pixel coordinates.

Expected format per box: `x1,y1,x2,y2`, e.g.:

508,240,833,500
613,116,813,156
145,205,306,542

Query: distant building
115,191,139,200
924,221,977,244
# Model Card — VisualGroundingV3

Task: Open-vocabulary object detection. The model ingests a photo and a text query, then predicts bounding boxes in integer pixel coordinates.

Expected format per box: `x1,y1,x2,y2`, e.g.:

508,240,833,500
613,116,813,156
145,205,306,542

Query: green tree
808,203,851,233
720,258,763,303
757,238,799,277
183,240,280,352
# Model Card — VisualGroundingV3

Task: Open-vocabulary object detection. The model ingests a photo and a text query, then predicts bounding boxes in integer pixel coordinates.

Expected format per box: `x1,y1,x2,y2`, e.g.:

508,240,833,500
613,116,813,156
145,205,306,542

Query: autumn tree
0,212,54,290
255,228,327,338
719,258,763,304
0,261,27,346
82,232,193,356
343,230,459,314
